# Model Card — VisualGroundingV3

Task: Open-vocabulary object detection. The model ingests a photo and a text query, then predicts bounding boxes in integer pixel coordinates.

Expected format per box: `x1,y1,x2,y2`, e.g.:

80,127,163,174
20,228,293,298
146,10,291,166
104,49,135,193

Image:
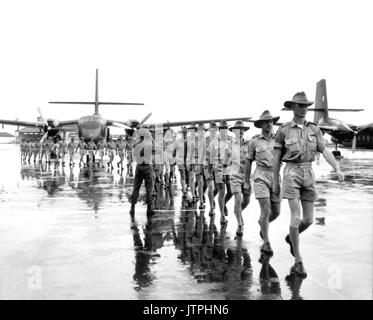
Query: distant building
17,127,44,143
0,132,15,144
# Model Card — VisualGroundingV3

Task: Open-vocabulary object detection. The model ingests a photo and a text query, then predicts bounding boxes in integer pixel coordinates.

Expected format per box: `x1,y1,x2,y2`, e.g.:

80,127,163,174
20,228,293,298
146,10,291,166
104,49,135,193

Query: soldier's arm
313,125,344,182
322,148,344,182
272,129,285,194
244,159,252,190
244,139,255,188
272,149,282,184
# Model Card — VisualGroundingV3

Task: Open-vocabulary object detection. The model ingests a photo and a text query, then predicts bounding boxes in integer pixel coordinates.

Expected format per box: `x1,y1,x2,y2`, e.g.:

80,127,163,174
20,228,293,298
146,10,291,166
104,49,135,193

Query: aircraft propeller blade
137,113,152,129
352,135,357,153
40,132,49,143
37,107,48,127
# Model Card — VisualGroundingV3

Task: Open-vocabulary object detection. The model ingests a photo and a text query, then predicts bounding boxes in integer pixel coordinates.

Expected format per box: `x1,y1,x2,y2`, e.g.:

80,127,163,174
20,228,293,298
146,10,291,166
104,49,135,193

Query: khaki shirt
175,137,187,165
116,140,126,151
231,137,249,174
274,120,326,163
246,132,275,168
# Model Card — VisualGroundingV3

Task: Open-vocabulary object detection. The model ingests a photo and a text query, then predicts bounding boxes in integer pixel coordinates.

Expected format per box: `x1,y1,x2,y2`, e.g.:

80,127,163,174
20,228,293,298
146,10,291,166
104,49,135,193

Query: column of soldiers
129,91,345,279
18,91,345,278
19,135,138,173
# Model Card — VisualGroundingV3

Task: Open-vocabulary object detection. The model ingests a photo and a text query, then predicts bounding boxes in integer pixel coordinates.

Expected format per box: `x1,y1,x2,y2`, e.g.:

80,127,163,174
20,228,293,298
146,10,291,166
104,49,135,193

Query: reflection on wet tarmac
0,145,372,299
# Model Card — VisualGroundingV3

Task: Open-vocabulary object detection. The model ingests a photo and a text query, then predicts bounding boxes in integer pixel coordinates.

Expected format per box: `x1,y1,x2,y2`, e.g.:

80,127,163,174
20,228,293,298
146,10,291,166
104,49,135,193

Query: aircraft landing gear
332,143,342,160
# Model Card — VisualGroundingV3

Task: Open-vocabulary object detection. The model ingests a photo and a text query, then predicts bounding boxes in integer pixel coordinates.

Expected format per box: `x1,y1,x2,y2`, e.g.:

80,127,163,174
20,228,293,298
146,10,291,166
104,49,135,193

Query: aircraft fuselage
319,117,355,142
78,115,107,143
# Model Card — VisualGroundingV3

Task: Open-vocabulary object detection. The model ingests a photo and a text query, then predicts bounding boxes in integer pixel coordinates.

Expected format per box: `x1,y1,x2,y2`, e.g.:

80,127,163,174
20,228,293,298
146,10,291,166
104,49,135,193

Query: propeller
40,131,49,143
352,130,358,153
37,107,48,127
137,112,152,129
37,107,64,143
111,122,132,130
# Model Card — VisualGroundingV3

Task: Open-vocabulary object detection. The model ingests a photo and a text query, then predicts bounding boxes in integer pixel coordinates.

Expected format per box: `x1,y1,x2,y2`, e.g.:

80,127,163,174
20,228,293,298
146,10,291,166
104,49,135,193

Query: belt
256,164,273,170
285,162,312,168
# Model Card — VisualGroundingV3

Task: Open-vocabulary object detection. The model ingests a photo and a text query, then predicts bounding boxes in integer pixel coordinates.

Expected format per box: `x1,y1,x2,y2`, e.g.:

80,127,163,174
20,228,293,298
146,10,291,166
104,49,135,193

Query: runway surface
0,144,372,300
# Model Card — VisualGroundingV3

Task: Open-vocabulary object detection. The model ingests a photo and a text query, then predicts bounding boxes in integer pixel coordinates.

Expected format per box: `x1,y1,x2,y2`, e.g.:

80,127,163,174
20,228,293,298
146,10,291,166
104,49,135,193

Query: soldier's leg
178,165,186,194
188,166,196,202
270,201,281,222
233,191,243,234
217,183,226,223
258,198,272,243
242,190,251,210
300,200,314,232
288,198,302,263
131,165,144,205
224,176,233,214
144,165,155,214
207,179,215,214
197,175,204,209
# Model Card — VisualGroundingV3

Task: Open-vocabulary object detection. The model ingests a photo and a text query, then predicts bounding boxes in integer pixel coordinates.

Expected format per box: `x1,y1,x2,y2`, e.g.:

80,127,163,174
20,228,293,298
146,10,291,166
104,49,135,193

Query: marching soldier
67,137,77,166
86,138,97,167
96,138,106,168
59,138,68,166
106,137,116,170
246,110,281,256
229,120,251,237
213,120,233,225
40,140,48,163
175,126,190,198
33,140,41,163
45,138,54,164
205,122,220,216
116,136,126,171
125,133,135,177
193,123,207,209
163,128,176,188
129,128,155,216
273,92,344,277
76,138,87,167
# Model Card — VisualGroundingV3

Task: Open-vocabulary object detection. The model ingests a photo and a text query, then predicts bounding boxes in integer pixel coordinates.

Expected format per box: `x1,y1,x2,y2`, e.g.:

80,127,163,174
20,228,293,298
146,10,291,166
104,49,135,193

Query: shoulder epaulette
280,122,290,128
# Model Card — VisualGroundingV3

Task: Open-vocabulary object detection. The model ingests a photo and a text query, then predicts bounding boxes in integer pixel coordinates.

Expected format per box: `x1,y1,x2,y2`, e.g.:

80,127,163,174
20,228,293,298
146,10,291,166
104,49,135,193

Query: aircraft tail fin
314,79,328,124
49,69,144,112
95,69,99,115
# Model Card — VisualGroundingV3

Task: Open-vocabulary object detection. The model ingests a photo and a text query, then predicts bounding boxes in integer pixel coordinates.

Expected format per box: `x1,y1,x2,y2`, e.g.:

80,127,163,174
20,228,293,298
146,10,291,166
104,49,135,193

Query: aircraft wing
357,123,373,133
59,120,79,126
143,116,252,128
106,120,132,130
319,125,340,133
0,119,44,128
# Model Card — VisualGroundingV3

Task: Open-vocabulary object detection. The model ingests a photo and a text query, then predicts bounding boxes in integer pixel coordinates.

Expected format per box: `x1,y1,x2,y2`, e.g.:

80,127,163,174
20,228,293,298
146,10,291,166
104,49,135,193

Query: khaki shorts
253,167,281,202
230,172,250,195
177,164,187,180
108,150,115,158
208,164,224,184
195,164,207,177
126,152,133,162
118,150,125,159
281,162,317,202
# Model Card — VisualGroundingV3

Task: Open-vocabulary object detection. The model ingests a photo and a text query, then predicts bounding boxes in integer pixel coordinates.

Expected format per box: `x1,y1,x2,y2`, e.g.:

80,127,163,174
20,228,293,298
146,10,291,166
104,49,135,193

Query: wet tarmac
0,144,372,300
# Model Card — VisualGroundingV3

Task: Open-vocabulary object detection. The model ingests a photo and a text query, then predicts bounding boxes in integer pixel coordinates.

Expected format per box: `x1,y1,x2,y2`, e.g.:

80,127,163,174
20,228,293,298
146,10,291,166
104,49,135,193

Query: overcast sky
0,0,372,136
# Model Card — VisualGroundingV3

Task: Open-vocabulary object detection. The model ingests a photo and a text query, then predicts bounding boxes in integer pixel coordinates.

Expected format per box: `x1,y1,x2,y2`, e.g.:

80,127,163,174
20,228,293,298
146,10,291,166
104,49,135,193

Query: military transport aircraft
282,79,373,155
0,69,146,143
1,69,253,142
312,79,373,154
